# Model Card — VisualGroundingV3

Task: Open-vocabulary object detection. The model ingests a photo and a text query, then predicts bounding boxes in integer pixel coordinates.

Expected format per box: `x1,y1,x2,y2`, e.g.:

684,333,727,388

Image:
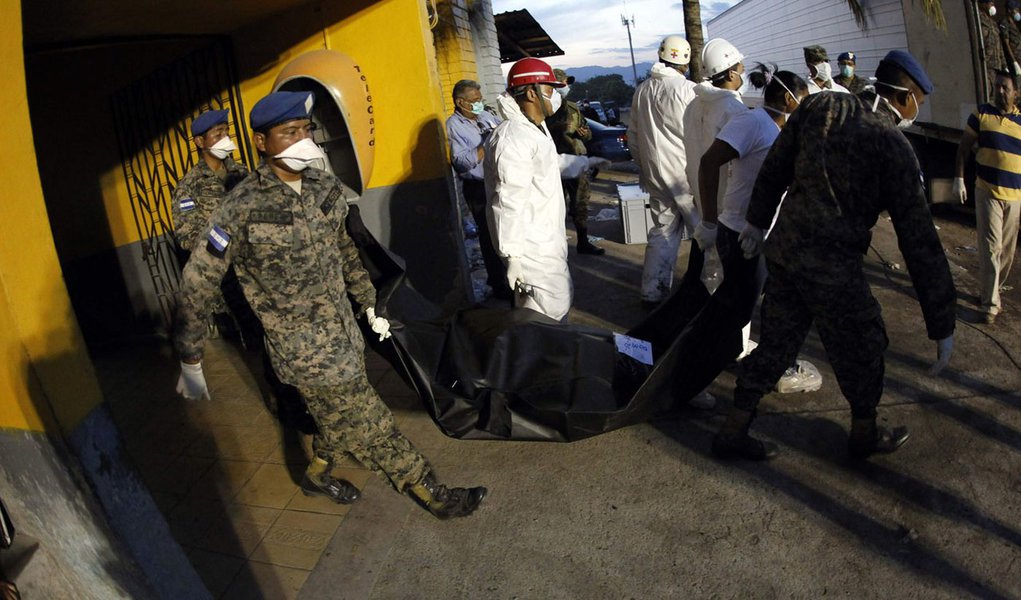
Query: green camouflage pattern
303,375,429,491
833,73,867,95
547,100,593,226
171,157,248,252
735,90,957,414
746,90,956,341
175,163,377,389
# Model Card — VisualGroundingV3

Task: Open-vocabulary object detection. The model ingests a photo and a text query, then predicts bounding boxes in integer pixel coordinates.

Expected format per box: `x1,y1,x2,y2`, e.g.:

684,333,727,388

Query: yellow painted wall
0,0,105,433
231,0,449,190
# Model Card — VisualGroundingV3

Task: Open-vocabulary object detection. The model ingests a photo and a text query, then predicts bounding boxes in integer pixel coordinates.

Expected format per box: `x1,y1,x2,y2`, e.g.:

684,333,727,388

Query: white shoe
737,339,758,362
688,389,717,410
775,359,822,394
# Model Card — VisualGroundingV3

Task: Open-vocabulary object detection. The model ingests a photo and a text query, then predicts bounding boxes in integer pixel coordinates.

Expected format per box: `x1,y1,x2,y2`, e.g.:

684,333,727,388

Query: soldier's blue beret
880,49,934,95
249,91,314,131
838,52,856,62
191,109,229,137
1009,0,1020,9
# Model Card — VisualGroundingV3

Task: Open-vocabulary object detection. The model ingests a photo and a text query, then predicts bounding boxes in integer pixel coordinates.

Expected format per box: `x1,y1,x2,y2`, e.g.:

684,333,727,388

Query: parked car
580,100,607,124
584,118,630,162
602,101,620,125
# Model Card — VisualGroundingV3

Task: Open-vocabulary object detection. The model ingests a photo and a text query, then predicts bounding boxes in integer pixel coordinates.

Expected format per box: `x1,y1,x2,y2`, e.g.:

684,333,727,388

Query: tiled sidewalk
96,337,406,599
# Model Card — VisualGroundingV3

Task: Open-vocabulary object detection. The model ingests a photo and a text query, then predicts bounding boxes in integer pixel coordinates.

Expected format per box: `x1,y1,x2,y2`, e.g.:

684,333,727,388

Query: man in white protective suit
484,57,595,321
629,34,699,305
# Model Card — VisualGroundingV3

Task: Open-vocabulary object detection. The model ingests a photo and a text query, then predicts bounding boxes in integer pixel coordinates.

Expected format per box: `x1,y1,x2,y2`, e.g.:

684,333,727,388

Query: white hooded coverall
628,63,699,302
484,93,586,321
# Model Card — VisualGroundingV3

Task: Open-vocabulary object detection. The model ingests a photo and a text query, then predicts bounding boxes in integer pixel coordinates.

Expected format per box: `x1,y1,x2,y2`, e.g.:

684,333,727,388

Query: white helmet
702,38,744,78
658,35,691,66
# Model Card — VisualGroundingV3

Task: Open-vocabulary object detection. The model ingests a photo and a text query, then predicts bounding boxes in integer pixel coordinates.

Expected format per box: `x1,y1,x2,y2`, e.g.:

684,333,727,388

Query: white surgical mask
548,89,563,113
207,136,237,160
764,105,791,123
812,62,832,82
556,85,571,98
275,137,326,172
990,5,998,16
469,100,485,115
1014,11,1020,21
840,65,854,79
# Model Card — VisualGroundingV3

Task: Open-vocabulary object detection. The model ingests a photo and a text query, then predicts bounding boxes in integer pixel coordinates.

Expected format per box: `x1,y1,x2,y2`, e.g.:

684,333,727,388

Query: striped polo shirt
967,103,1021,200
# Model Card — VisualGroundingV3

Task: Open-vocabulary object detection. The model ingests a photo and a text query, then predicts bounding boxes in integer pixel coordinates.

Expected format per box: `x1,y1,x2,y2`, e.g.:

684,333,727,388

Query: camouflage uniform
547,99,593,227
175,163,429,490
1001,17,1021,65
833,73,867,95
980,10,1007,101
171,157,248,253
735,90,957,418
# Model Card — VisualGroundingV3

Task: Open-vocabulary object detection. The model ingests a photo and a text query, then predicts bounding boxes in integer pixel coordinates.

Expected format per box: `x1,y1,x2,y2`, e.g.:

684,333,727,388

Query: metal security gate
111,38,254,329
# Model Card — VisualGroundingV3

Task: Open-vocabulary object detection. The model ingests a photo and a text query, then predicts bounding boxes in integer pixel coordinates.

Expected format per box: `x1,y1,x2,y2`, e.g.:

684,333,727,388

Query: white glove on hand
929,335,953,376
505,256,531,296
365,307,392,341
587,156,611,171
952,177,967,204
692,222,718,251
176,361,211,401
738,223,765,259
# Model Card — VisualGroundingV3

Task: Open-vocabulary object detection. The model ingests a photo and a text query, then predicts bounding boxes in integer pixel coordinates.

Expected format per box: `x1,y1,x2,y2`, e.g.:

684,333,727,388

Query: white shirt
715,107,780,233
627,62,698,197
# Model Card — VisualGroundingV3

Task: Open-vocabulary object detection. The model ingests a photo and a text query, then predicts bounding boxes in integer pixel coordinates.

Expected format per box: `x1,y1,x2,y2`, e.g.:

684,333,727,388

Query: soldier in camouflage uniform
712,51,957,461
171,110,248,258
174,91,486,519
978,0,1007,102
547,68,605,255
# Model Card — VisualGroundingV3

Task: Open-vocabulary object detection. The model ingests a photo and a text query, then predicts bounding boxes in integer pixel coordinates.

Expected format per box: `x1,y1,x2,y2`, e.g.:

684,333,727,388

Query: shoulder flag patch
205,225,231,258
180,197,196,212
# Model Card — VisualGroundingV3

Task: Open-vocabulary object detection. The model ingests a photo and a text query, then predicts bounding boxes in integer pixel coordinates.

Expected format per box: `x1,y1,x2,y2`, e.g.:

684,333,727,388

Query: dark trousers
671,226,762,401
735,257,889,418
462,178,510,296
629,241,710,356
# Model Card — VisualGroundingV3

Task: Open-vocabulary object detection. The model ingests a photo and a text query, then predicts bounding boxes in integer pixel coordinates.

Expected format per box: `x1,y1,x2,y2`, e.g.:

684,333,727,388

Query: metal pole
622,15,639,85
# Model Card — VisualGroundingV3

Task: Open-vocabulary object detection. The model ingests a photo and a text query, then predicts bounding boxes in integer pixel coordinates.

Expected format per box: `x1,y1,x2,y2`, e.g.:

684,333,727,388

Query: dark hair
994,69,1017,89
874,60,915,92
747,63,808,105
453,79,481,102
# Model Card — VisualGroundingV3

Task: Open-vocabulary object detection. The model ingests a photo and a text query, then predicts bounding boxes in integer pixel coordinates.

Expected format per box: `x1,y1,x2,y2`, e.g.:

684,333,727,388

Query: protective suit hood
650,62,686,80
495,92,531,124
693,80,742,103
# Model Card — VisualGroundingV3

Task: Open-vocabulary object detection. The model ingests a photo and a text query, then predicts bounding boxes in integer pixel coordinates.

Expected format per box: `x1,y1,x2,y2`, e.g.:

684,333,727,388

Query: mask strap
774,76,800,106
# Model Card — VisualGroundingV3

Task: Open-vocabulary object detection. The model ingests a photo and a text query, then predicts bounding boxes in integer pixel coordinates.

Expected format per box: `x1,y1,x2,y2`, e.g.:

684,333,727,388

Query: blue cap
1009,0,1020,9
249,91,314,131
191,109,229,136
880,49,934,95
838,51,856,62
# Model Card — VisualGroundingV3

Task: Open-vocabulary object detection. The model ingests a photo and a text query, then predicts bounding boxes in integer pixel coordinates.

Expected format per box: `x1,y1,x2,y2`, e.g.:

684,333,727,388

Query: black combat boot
408,473,487,520
847,417,909,459
712,407,779,460
300,458,360,504
300,473,361,504
576,226,605,255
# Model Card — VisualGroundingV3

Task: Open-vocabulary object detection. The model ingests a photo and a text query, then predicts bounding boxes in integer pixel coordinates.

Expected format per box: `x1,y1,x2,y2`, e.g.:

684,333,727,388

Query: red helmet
506,57,564,91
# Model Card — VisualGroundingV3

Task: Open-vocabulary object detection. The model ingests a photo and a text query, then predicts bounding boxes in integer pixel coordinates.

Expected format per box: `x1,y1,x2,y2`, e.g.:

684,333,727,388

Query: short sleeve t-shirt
715,107,781,233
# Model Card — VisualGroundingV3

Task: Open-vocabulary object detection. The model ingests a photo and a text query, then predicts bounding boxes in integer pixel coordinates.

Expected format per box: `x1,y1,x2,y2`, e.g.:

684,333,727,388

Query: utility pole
621,14,638,86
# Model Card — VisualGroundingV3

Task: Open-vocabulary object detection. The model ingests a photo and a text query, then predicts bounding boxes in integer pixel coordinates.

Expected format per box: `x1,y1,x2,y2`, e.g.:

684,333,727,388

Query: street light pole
621,14,638,86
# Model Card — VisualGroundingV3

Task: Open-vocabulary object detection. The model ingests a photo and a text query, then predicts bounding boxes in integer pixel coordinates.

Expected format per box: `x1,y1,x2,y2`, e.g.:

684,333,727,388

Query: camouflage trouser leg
736,260,888,418
301,373,429,491
574,175,591,228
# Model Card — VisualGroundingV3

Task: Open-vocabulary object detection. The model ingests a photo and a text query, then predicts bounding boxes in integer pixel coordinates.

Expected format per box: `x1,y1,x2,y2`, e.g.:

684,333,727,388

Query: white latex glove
587,156,611,171
176,361,211,401
738,223,765,259
929,335,953,376
952,177,967,204
505,257,526,294
1014,62,1021,78
365,307,392,341
692,222,718,251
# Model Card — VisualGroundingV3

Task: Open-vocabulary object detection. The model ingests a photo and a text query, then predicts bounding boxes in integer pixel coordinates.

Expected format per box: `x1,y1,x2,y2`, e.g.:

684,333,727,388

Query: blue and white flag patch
179,197,196,212
205,225,231,258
